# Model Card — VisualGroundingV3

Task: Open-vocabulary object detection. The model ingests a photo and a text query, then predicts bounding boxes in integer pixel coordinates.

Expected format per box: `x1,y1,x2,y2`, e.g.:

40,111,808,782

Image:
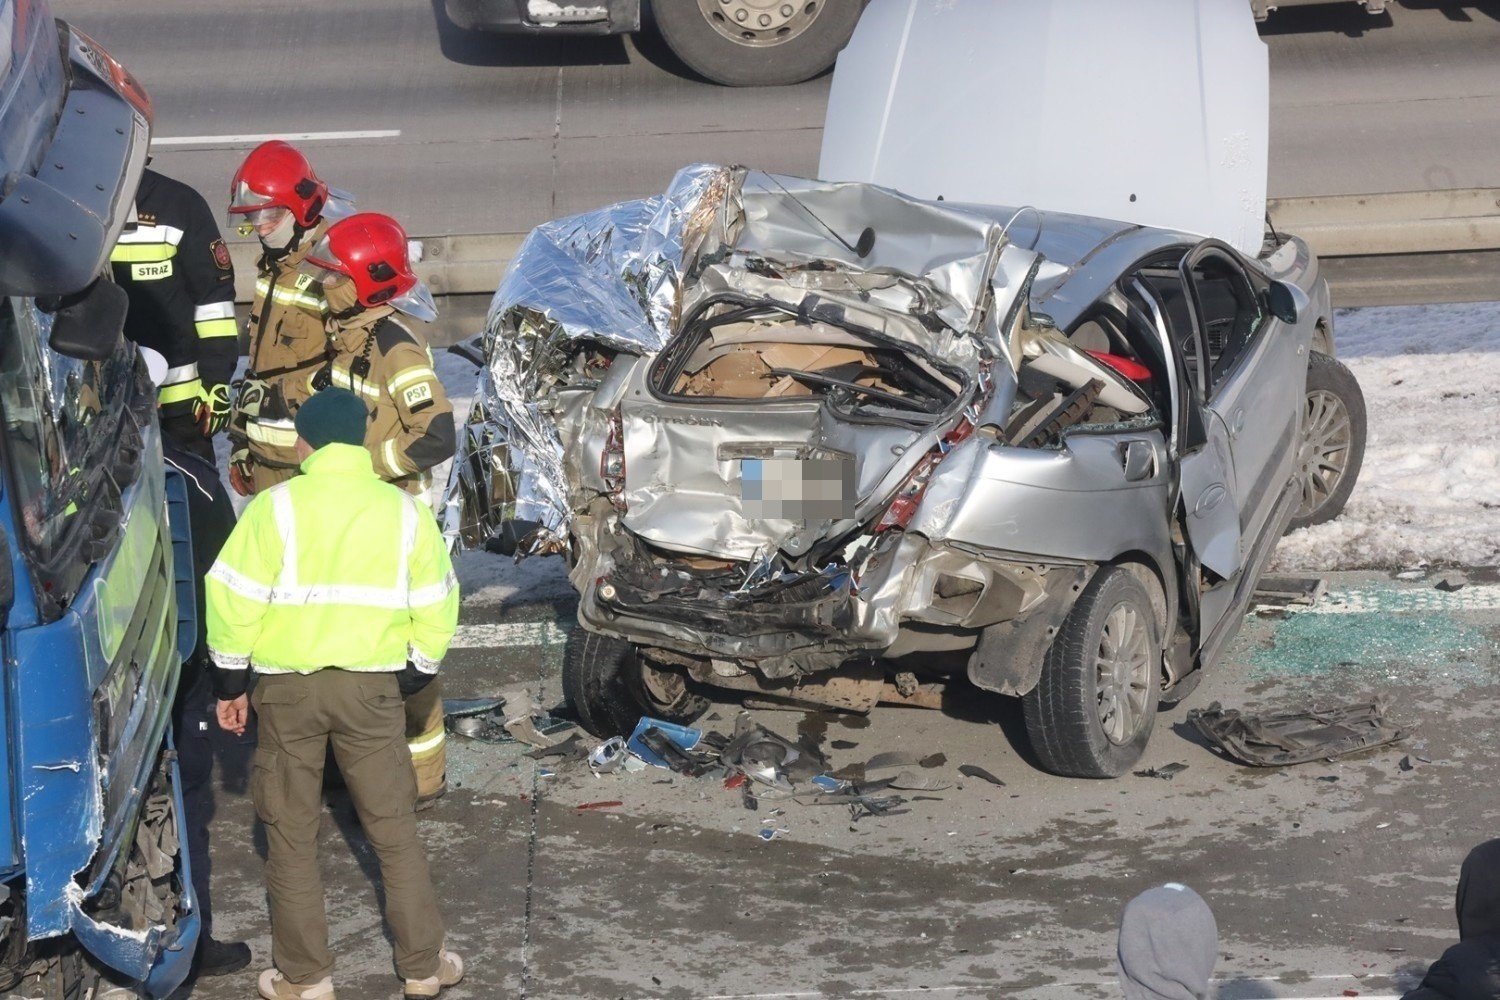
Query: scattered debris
831,739,859,751
1133,762,1188,780
1317,774,1340,783
589,737,628,774
886,771,953,792
1188,699,1407,767
919,752,948,769
1252,575,1327,610
958,764,1006,787
721,713,829,791
575,800,623,811
526,733,587,760
1434,572,1468,592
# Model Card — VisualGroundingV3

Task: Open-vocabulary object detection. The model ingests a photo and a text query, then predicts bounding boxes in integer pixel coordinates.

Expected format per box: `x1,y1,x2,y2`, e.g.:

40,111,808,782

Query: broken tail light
69,27,154,125
872,416,974,533
600,408,626,509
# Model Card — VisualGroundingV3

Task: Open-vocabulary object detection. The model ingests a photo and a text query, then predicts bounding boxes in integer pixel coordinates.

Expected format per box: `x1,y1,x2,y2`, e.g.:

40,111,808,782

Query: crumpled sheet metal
443,163,734,542
444,163,1015,549
1188,699,1406,767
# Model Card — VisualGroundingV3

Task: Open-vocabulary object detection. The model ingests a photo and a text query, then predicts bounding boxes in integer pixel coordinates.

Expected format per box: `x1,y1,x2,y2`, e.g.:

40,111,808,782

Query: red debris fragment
576,800,624,811
1343,990,1359,997
724,773,748,790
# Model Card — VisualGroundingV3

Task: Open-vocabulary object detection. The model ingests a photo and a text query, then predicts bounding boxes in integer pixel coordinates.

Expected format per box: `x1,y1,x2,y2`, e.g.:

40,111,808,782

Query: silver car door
1179,240,1307,551
1126,267,1241,586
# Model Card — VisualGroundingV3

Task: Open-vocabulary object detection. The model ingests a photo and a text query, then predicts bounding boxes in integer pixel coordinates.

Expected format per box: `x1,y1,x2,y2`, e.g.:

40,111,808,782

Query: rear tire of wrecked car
1022,566,1160,779
563,629,711,739
1286,351,1366,533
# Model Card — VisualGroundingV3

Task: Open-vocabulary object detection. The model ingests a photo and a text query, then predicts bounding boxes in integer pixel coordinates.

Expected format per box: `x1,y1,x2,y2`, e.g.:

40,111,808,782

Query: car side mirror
1266,280,1309,326
40,277,129,361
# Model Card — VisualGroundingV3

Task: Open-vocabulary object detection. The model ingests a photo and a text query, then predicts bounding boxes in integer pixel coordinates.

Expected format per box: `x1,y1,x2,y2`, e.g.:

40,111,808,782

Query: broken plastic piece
575,800,623,811
1251,575,1327,609
887,771,952,792
1133,762,1188,780
957,764,1006,787
589,736,628,774
626,717,704,770
1188,699,1406,767
810,774,846,792
526,733,587,760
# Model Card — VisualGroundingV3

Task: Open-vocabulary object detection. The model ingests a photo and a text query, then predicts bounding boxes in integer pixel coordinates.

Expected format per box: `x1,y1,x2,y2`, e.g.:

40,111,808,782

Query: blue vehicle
1,0,200,995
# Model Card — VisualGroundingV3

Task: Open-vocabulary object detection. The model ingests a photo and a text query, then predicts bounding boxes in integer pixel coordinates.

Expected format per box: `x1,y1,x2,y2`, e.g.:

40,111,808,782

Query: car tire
650,0,864,87
563,629,710,738
1022,566,1161,778
1286,351,1366,532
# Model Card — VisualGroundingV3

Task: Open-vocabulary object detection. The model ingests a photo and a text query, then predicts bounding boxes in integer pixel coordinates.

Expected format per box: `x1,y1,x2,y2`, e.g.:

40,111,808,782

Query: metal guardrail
224,189,1500,305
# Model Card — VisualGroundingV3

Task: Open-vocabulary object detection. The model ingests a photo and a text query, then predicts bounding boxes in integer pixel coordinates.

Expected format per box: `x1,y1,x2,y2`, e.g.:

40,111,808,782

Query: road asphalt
176,566,1499,1000
51,0,1500,240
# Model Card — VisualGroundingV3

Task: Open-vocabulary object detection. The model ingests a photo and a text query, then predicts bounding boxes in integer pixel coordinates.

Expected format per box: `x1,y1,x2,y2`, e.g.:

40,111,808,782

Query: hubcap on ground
1295,388,1353,520
1095,603,1151,746
696,0,823,46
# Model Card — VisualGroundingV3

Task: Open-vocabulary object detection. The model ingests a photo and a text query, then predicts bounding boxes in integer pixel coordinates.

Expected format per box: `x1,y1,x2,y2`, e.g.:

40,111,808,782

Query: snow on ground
435,299,1500,606
1271,299,1500,572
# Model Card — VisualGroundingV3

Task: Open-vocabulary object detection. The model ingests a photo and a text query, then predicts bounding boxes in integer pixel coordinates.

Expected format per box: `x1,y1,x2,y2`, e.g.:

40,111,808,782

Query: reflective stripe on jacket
232,223,331,471
205,444,459,677
111,169,239,410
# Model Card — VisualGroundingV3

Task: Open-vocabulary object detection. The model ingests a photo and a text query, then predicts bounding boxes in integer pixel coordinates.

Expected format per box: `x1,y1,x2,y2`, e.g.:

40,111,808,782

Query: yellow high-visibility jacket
205,443,458,685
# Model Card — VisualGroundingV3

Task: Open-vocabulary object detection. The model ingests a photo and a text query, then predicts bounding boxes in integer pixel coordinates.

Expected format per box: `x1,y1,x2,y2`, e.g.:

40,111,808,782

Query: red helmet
301,213,436,321
228,140,328,228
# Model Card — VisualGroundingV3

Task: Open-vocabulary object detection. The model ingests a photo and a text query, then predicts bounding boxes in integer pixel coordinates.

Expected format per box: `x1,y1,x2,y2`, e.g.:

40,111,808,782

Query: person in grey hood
1403,839,1500,1000
1117,883,1219,1000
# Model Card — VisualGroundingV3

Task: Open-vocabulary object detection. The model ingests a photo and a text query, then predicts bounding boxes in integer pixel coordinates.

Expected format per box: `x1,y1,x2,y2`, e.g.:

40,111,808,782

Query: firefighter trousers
405,678,446,801
250,669,444,985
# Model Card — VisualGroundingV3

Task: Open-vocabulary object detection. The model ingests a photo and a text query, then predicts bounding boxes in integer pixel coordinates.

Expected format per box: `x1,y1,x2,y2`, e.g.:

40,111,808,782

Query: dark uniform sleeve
177,187,240,389
373,320,456,480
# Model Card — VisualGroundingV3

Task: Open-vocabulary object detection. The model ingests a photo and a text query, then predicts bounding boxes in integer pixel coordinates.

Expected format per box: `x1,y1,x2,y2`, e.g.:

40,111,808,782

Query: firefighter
225,140,351,496
298,212,456,808
207,388,463,1000
111,168,238,464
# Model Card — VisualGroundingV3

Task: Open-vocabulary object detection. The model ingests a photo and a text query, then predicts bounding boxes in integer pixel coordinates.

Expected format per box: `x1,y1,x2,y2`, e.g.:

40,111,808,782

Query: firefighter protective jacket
205,443,459,695
110,169,238,415
320,307,455,496
231,221,332,472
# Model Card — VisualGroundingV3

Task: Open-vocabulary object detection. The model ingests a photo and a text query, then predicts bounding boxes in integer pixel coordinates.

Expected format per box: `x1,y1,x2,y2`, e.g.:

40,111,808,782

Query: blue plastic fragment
626,717,703,769
810,774,845,792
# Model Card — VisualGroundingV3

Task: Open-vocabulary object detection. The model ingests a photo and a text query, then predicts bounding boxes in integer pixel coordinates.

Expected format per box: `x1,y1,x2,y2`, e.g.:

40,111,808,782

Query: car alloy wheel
1096,602,1153,746
1294,387,1353,521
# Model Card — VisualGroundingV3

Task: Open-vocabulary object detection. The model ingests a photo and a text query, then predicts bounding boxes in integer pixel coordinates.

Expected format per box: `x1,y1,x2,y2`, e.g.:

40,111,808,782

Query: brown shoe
403,950,464,998
258,969,335,999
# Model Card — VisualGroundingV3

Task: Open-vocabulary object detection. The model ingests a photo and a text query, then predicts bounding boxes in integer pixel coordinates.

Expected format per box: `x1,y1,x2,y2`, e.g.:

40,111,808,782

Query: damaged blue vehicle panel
2,0,200,993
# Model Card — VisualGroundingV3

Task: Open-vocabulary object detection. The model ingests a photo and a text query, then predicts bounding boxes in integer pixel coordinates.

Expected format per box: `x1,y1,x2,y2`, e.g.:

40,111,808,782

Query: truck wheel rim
1295,388,1352,520
696,0,823,47
1096,603,1151,746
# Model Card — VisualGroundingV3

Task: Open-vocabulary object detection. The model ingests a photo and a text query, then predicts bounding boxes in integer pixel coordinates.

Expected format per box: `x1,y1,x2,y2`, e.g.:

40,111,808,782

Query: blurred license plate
741,457,854,520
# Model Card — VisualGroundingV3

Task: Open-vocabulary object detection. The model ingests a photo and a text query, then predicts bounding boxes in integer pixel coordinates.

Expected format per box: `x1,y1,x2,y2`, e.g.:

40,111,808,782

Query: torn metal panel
1188,700,1407,766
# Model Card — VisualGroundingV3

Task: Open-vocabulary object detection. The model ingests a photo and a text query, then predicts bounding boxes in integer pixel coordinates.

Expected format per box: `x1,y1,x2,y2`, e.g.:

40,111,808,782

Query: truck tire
650,0,863,87
1286,351,1366,532
563,629,710,738
1022,566,1161,778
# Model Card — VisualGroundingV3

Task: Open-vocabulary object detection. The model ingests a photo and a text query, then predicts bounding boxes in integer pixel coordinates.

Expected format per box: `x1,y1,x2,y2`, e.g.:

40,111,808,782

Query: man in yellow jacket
207,388,464,1000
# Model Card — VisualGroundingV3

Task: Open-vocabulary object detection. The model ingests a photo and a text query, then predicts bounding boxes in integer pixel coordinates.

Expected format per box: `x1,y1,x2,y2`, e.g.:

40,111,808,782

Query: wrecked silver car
447,160,1366,778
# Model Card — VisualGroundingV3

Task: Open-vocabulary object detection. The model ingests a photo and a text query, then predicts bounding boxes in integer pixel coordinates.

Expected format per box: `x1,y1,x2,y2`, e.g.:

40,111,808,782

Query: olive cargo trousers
251,670,444,984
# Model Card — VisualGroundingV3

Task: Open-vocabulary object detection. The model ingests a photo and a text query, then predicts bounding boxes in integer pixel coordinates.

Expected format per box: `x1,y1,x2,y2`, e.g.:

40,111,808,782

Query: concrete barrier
224,189,1500,305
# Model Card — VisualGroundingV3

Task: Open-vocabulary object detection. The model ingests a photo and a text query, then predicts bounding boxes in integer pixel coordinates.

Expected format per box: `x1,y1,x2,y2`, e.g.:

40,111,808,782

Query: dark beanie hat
295,387,368,449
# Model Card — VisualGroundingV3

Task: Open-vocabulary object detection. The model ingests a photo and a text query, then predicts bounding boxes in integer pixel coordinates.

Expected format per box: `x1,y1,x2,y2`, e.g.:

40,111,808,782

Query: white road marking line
450,621,571,649
152,129,401,147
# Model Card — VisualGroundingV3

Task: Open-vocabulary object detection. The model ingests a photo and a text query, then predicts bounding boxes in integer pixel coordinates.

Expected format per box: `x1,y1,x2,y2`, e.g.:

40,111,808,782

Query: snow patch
1272,299,1500,572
